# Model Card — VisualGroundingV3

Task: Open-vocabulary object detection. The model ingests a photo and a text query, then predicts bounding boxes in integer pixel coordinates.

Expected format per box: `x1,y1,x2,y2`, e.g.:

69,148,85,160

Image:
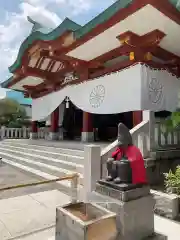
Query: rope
0,173,79,192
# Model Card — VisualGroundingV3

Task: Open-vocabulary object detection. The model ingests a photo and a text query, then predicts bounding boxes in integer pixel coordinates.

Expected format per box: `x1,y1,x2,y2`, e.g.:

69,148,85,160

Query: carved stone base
95,181,154,240
99,179,146,191
29,132,38,139
96,180,150,202
81,132,94,142
49,132,59,141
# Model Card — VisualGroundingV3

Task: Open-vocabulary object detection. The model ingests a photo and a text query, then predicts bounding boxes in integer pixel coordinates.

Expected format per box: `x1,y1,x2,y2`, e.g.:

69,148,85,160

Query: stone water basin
56,202,117,240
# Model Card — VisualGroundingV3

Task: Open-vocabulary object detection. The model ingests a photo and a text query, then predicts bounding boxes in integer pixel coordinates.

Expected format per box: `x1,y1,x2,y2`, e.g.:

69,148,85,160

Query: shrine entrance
62,102,83,140
62,100,134,142
94,112,133,142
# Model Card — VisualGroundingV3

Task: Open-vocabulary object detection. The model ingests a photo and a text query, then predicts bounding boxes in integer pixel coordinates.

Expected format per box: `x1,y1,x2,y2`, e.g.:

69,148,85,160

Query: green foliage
160,112,180,134
171,112,180,128
0,98,30,128
164,166,180,195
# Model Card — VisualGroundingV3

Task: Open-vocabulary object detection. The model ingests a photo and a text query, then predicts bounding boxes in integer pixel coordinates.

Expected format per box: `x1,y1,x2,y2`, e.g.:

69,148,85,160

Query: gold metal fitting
130,52,135,60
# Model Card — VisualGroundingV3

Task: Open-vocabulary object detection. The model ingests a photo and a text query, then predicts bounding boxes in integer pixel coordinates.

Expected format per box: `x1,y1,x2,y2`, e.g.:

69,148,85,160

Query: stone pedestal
81,112,94,142
96,181,155,240
81,132,94,142
29,132,38,139
49,132,59,141
56,202,117,240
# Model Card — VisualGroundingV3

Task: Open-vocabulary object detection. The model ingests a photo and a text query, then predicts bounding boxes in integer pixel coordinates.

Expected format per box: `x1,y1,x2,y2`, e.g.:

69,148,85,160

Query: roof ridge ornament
176,0,180,9
27,16,46,33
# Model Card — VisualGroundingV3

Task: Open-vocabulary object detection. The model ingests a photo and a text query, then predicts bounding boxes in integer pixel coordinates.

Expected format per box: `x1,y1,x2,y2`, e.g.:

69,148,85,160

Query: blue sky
0,0,116,84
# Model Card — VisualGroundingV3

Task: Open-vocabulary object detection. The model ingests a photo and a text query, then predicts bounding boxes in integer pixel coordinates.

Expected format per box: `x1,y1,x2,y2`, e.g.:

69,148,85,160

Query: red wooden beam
90,59,135,79
118,30,165,48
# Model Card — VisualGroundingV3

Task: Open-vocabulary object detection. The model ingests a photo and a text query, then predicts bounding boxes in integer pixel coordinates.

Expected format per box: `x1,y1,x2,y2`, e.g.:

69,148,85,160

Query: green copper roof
9,18,81,73
169,0,180,9
1,77,13,88
9,0,133,74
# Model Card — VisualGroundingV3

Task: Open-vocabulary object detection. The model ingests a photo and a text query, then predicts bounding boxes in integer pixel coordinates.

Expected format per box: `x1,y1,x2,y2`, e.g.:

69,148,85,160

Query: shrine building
2,0,180,142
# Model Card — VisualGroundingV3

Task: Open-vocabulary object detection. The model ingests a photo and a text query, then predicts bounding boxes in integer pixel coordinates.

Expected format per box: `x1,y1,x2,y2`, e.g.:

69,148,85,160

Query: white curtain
32,87,68,121
141,65,180,112
32,63,180,121
69,64,142,114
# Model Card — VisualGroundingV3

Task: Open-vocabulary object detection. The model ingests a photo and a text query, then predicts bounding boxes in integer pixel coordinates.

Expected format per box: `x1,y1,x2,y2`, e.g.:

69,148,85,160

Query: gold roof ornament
130,52,135,61
119,36,130,45
48,46,54,56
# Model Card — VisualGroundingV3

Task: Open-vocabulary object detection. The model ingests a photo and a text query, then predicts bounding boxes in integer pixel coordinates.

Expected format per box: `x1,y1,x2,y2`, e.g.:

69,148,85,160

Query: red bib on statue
112,145,147,184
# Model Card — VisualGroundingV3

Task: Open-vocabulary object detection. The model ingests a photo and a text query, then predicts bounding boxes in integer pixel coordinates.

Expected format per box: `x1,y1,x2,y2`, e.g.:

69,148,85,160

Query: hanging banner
69,64,142,114
32,63,180,121
141,64,180,112
32,87,68,121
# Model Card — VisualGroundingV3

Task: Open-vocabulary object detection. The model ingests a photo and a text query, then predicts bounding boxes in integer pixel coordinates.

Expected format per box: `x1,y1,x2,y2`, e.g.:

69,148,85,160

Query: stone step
1,140,84,157
0,145,84,167
0,151,82,178
2,158,72,194
0,151,83,188
2,138,85,152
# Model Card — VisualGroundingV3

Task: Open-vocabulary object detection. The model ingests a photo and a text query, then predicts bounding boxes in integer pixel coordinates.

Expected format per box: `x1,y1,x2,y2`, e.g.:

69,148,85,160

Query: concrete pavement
0,190,70,239
0,189,178,239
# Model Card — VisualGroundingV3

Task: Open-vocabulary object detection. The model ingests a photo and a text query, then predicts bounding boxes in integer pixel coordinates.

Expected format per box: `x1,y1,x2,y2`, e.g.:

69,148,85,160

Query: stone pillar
30,121,38,139
81,145,101,202
143,110,155,153
49,107,59,140
96,183,155,240
0,126,5,139
133,111,142,127
81,112,94,142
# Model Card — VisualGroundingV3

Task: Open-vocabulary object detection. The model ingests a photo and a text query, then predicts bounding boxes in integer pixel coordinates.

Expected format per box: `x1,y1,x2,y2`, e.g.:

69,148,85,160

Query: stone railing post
0,126,6,139
22,127,27,139
143,111,155,155
82,145,101,202
15,129,18,138
70,174,78,203
7,129,11,138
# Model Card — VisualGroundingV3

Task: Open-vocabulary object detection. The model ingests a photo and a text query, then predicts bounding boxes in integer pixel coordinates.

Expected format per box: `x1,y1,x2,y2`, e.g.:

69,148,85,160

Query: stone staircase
0,139,85,193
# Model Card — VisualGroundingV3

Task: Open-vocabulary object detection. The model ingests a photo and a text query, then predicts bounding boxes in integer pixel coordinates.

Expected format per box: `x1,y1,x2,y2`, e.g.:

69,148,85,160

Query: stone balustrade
155,119,180,149
0,127,30,139
1,116,180,151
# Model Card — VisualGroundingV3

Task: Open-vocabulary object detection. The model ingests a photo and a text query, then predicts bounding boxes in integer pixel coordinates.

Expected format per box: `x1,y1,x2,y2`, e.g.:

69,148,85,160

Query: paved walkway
0,190,70,239
0,189,179,239
0,163,61,200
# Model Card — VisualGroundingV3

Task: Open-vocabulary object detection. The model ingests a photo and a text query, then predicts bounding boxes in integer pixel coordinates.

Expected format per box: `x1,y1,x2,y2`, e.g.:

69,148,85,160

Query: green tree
0,99,30,128
160,112,180,134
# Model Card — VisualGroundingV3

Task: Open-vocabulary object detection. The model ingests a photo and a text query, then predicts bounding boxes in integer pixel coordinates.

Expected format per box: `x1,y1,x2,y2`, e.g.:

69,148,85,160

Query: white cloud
21,2,61,28
54,0,92,14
